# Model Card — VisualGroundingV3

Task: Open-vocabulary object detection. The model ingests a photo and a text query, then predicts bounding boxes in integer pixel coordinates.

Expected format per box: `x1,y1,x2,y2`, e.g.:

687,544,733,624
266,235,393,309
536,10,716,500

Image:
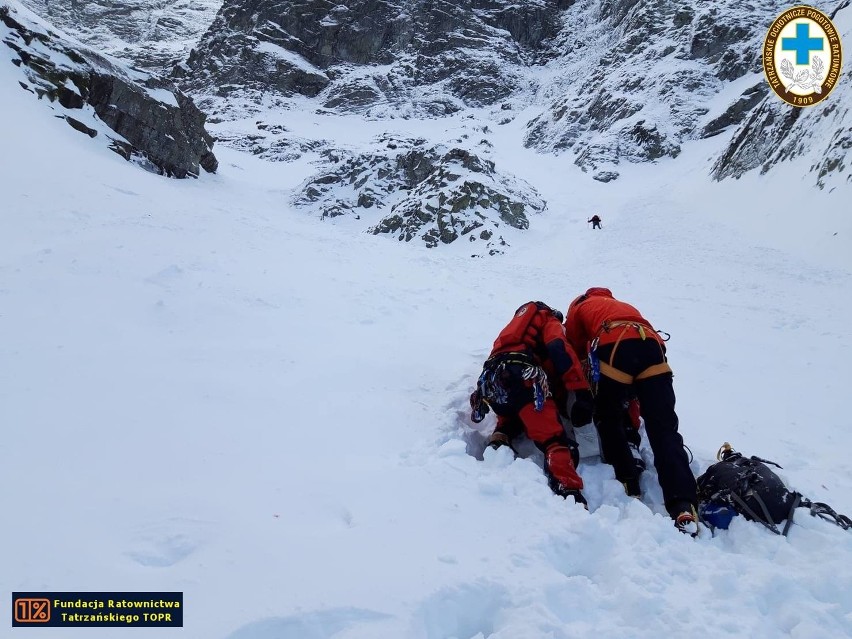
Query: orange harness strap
597,321,671,384
599,360,673,384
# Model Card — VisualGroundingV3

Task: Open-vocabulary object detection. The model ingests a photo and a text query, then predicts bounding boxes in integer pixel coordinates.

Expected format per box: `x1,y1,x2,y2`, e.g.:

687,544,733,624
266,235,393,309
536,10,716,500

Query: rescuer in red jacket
470,301,595,505
563,288,698,533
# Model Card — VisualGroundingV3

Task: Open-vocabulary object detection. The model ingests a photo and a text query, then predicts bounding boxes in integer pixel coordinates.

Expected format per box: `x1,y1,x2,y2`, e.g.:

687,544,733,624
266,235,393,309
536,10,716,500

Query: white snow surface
255,40,322,74
3,44,852,639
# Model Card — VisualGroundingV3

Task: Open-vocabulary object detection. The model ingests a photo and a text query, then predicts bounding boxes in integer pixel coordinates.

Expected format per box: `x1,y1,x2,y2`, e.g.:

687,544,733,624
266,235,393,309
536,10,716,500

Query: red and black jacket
490,301,589,393
564,287,665,357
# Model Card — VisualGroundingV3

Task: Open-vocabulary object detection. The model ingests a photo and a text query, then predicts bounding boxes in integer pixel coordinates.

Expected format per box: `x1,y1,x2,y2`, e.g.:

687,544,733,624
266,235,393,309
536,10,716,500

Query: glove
487,431,513,452
470,389,490,423
570,389,595,426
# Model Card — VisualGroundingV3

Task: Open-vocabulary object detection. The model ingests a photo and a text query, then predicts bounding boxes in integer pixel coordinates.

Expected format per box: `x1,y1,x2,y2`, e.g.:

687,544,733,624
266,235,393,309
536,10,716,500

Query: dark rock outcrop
701,83,769,139
292,135,545,254
2,1,217,177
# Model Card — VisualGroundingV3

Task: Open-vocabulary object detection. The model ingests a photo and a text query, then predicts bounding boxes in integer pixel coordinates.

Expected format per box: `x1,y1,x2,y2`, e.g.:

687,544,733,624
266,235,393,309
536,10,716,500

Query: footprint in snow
124,518,209,568
223,607,391,639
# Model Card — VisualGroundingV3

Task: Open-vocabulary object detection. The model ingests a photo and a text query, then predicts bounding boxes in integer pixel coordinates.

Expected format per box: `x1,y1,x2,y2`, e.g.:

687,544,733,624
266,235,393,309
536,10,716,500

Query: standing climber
563,288,699,534
470,302,595,505
588,215,602,229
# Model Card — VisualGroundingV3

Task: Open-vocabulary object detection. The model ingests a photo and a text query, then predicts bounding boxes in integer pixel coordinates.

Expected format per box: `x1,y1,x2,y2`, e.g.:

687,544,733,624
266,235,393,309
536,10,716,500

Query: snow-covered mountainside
523,0,787,178
20,0,846,245
20,0,221,71
163,0,850,245
1,0,218,177
179,0,796,179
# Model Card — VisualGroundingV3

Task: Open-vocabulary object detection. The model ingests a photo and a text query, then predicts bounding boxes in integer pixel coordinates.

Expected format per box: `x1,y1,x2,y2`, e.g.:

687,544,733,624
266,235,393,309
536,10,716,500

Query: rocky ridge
292,134,545,255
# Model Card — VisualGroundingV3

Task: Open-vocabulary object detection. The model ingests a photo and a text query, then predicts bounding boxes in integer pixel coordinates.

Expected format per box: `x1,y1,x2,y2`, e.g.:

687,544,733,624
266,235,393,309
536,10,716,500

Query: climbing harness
476,353,550,414
587,320,672,388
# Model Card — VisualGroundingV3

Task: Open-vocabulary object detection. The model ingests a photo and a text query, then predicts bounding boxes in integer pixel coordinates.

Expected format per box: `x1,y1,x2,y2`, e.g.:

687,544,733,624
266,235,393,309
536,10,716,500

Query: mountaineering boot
675,504,699,537
561,487,589,509
622,475,642,498
488,431,511,450
629,442,646,473
621,443,645,497
561,488,588,508
548,476,588,508
487,431,517,455
566,490,589,509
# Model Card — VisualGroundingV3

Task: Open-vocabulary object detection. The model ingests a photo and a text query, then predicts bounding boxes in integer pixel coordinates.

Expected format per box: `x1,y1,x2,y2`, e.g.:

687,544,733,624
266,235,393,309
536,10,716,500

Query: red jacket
490,302,589,392
563,288,664,357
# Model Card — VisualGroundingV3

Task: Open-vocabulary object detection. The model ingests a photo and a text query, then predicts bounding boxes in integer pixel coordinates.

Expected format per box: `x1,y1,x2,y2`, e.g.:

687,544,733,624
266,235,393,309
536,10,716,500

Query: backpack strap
731,489,852,536
749,454,783,469
781,492,801,536
730,490,805,537
728,491,782,535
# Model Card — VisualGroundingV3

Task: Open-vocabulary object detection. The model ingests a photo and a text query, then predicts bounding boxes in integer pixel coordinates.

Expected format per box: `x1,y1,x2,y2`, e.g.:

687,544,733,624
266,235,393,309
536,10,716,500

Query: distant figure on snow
588,215,602,229
562,287,699,534
469,302,595,506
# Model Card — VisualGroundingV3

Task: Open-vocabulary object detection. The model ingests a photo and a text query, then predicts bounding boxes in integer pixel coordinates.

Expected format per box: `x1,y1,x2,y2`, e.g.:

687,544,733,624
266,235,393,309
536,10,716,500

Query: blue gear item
588,337,601,384
699,502,738,529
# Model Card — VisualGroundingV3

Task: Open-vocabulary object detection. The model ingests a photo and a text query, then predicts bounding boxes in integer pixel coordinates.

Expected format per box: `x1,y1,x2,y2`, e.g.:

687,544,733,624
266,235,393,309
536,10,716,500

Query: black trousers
594,339,697,516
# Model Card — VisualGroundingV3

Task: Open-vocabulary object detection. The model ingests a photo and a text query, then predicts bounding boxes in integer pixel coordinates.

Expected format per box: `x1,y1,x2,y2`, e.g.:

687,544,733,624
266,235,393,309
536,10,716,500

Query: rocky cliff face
712,1,852,189
179,0,570,116
20,0,221,72
2,1,218,177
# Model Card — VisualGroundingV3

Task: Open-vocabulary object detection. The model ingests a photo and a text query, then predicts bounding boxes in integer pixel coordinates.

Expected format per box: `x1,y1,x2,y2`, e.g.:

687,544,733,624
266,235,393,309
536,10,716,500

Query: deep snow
2,34,852,639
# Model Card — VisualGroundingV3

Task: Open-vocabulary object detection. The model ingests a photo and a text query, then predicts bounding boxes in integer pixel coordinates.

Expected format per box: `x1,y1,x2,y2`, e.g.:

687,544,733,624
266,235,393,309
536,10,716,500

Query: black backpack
697,443,852,536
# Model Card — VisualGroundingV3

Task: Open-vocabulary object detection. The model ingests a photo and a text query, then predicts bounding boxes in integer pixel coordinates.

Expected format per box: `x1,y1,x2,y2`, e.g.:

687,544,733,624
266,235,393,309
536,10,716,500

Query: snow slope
3,41,852,639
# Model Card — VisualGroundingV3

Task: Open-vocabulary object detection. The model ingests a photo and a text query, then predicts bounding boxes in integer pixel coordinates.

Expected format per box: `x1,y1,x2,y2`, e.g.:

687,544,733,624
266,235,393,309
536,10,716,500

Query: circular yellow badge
763,5,843,107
